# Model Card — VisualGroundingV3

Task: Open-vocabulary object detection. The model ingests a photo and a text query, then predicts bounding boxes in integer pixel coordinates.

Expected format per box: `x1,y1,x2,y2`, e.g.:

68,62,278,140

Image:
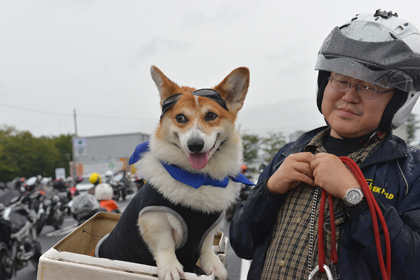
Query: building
70,132,150,177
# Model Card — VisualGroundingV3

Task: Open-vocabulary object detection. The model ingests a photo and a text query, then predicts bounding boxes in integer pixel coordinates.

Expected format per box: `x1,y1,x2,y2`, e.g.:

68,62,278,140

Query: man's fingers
295,161,313,178
287,152,315,163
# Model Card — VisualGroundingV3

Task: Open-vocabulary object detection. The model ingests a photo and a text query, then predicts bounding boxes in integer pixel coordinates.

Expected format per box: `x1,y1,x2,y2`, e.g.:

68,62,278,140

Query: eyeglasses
327,74,394,99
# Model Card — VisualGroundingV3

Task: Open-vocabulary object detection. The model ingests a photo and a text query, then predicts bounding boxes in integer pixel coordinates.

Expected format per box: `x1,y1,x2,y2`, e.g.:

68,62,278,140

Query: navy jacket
229,127,420,280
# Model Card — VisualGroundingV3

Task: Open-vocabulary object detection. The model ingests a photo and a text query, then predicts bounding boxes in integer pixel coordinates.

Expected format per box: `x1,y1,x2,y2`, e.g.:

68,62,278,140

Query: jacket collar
284,126,408,168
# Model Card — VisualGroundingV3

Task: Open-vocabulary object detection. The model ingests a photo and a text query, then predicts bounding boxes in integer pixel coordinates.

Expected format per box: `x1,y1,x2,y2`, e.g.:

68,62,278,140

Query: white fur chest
135,152,240,214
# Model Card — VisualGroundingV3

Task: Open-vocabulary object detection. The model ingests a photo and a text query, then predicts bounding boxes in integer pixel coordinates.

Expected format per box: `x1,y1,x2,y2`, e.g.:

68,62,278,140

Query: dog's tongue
188,152,209,169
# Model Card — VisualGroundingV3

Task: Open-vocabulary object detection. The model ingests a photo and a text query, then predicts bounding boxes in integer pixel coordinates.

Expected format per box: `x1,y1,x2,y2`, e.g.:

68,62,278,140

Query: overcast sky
1,1,420,141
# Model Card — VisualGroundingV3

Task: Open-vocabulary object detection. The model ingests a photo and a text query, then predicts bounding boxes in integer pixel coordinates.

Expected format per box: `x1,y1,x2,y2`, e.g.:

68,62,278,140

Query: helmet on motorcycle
89,173,102,185
105,170,113,181
94,183,114,201
241,164,248,171
315,9,420,132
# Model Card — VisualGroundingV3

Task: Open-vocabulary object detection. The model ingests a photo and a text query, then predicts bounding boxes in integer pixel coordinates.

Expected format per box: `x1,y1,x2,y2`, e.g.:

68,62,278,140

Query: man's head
315,9,420,138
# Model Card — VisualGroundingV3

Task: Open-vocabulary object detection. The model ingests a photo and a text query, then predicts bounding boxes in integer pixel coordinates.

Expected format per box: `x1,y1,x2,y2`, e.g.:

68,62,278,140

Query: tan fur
136,65,250,280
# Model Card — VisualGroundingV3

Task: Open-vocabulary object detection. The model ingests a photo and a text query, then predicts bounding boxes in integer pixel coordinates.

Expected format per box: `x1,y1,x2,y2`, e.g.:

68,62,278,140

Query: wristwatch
342,187,364,207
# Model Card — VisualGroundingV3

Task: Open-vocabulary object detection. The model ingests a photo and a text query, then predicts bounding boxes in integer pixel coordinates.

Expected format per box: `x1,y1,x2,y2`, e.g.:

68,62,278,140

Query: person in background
230,9,420,280
94,183,119,213
88,172,102,195
104,170,114,184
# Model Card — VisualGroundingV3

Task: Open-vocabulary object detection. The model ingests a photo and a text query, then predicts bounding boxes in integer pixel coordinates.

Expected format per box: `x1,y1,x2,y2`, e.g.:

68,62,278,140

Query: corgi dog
95,65,252,280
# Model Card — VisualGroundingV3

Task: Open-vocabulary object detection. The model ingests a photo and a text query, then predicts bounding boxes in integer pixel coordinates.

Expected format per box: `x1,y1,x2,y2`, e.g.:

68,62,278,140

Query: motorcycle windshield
9,210,28,233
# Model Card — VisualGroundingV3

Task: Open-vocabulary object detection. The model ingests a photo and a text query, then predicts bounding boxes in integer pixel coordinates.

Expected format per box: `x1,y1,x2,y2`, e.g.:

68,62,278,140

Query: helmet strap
378,89,408,133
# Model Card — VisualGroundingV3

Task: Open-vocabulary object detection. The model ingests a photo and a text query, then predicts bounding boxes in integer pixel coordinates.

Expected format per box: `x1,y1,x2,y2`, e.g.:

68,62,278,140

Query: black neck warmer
324,133,368,157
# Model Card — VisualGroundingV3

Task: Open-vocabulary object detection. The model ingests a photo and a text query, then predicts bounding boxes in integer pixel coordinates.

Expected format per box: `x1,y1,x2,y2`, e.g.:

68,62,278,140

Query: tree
0,127,20,180
260,132,286,163
52,134,74,178
0,126,74,183
242,133,260,165
406,113,419,142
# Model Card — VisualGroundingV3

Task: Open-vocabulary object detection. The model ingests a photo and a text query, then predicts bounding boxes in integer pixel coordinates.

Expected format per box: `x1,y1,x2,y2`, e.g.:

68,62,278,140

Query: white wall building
70,132,150,177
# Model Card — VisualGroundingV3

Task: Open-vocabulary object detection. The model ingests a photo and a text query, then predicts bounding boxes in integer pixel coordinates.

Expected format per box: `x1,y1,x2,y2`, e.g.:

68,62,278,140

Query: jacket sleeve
229,152,285,260
344,175,420,278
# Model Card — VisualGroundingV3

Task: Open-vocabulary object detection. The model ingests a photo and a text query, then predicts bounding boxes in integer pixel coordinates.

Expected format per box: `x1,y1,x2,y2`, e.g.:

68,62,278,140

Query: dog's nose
187,138,204,152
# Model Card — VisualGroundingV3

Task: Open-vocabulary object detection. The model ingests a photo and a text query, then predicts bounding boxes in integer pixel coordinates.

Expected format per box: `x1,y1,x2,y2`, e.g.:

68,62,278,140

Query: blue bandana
129,141,254,189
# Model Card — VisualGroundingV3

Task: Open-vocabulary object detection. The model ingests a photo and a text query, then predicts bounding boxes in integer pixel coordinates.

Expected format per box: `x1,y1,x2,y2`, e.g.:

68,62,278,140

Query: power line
77,113,155,121
0,102,155,121
0,102,71,117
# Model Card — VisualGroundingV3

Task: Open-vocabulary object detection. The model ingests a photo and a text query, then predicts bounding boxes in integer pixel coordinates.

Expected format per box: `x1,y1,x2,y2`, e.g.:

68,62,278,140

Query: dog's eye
175,114,188,123
205,112,218,121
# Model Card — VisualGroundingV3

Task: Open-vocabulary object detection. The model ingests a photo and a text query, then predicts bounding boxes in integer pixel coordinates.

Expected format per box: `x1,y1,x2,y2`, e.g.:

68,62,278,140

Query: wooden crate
37,212,227,280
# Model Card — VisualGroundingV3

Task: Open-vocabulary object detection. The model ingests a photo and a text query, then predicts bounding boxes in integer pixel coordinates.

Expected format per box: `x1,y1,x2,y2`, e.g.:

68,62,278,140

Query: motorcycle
23,177,41,192
35,190,68,235
71,193,107,226
35,180,72,235
0,191,42,279
109,171,132,201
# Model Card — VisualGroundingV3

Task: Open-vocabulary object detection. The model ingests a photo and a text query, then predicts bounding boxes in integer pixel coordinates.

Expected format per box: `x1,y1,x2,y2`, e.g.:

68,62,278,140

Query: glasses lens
358,84,377,99
331,74,350,91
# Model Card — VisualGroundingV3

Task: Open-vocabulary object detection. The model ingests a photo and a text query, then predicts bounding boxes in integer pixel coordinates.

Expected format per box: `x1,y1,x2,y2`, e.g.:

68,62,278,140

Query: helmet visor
315,54,414,91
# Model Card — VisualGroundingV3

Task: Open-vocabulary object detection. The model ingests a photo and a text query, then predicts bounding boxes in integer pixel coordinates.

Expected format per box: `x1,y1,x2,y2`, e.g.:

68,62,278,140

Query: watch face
347,189,362,203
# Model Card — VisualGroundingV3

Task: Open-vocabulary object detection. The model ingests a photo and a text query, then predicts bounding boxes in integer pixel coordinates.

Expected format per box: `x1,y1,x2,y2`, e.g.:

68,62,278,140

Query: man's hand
310,153,360,199
267,152,315,194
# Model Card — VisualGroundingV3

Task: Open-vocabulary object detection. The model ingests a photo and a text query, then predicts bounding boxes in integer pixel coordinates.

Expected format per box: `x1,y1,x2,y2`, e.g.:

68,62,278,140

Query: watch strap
344,199,369,220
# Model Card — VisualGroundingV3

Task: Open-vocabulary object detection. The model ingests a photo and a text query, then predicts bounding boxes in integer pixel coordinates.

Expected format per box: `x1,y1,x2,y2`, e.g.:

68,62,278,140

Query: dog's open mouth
186,134,220,169
188,151,210,169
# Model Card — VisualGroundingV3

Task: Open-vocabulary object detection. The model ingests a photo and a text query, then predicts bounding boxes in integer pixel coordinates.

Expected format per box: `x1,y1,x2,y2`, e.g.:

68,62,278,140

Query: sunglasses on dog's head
160,89,229,120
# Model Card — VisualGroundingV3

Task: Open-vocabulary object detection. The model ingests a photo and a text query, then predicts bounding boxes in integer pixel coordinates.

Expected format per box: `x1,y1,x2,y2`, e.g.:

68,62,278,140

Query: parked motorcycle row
0,171,139,280
0,176,73,280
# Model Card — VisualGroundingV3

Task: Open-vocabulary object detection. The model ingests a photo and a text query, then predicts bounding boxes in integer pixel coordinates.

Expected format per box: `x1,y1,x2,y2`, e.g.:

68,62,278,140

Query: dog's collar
160,89,228,120
128,141,254,189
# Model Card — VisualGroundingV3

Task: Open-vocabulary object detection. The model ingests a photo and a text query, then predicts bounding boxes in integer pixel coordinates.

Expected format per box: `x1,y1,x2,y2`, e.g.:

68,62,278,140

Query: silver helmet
315,9,420,131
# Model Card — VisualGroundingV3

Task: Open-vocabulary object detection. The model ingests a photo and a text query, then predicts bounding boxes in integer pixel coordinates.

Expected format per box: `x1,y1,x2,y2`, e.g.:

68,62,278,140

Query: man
230,10,420,280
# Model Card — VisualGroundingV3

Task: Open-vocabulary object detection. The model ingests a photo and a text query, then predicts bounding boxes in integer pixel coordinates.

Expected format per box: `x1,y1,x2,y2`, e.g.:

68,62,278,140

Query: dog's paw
200,252,227,280
157,260,185,280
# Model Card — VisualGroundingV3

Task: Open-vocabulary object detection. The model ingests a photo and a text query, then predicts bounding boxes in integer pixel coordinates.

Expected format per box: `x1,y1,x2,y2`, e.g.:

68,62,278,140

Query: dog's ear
150,65,181,103
214,67,250,112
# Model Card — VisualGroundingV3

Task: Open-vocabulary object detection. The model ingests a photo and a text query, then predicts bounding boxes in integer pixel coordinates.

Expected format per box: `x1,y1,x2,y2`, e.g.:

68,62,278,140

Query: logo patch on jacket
366,179,394,200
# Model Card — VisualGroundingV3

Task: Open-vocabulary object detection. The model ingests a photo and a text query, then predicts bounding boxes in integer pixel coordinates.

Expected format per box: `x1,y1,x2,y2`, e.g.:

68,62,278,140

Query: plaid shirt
260,129,382,280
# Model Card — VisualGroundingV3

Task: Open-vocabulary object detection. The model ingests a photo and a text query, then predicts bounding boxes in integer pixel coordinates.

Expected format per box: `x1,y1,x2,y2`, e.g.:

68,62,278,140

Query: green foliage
0,126,73,183
261,132,286,163
406,113,419,142
52,134,74,178
242,133,260,165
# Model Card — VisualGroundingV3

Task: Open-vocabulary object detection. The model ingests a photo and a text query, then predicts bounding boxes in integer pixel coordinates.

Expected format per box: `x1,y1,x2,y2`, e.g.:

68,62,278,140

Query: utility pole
73,109,78,136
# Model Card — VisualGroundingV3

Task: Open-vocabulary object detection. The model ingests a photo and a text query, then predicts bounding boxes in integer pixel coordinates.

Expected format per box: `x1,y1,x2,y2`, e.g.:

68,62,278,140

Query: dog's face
150,66,250,172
